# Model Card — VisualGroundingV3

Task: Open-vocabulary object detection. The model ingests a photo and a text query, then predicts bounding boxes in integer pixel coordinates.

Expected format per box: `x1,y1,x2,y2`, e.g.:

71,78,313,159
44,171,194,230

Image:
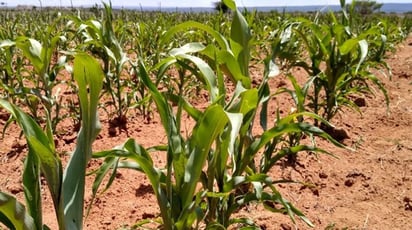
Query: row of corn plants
90,1,345,228
0,3,409,131
0,0,411,229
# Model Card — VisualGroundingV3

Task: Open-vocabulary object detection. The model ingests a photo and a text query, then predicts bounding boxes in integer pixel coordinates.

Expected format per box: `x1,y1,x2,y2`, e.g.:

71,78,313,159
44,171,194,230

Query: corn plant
0,14,20,100
276,0,389,124
0,53,104,230
126,18,170,119
0,40,22,102
91,1,343,229
70,2,129,131
0,14,68,132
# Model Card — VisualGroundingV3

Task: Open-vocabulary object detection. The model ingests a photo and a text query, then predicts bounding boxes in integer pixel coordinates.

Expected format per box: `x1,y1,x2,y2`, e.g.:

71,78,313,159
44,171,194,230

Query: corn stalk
0,53,104,230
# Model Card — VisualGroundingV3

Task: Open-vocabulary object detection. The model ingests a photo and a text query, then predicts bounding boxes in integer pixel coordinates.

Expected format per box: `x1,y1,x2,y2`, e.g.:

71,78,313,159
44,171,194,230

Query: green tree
214,1,230,13
351,0,383,15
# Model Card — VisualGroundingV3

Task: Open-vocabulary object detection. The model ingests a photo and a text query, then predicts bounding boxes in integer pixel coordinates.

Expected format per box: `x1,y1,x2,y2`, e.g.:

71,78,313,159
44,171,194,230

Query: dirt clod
404,197,412,211
344,179,355,187
354,97,367,107
7,184,23,194
280,223,292,230
319,172,328,179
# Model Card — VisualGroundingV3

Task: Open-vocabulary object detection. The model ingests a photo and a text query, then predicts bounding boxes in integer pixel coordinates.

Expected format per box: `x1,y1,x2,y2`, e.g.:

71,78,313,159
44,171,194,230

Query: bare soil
1,36,412,230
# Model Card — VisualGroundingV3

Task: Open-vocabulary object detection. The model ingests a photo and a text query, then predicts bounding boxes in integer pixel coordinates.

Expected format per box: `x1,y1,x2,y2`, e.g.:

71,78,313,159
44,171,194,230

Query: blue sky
4,0,411,7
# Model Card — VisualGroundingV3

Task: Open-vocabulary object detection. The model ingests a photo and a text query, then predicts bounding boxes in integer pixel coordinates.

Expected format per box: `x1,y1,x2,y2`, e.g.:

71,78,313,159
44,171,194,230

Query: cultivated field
1,0,411,229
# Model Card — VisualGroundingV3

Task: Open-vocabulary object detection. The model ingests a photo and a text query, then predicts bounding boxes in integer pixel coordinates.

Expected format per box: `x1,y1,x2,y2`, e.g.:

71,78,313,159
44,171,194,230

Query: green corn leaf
216,50,251,88
63,53,104,229
222,0,236,10
230,9,251,77
181,105,229,209
238,89,259,136
15,37,44,75
169,42,206,56
154,56,178,78
166,93,202,121
182,104,226,223
365,73,390,112
139,60,186,192
286,74,306,113
104,45,117,63
225,112,243,157
139,60,182,153
0,39,15,48
259,83,270,131
265,145,336,171
240,122,344,173
27,136,63,223
315,29,330,58
230,174,272,188
261,189,314,227
267,60,280,78
0,99,63,229
339,38,359,55
356,39,368,73
176,53,219,102
22,149,42,230
340,0,346,8
0,192,35,230
376,34,387,62
92,139,171,228
227,88,259,138
87,156,119,216
89,138,154,216
160,21,230,51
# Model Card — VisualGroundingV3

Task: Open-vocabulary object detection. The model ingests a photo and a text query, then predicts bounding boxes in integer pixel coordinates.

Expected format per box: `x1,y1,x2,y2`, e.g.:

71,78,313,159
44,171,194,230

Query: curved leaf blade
0,192,35,230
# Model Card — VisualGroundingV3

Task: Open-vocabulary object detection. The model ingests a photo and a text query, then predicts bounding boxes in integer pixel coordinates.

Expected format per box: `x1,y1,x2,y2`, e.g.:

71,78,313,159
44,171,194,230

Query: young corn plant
0,15,68,132
282,0,389,124
0,53,104,230
91,1,344,229
0,40,23,103
70,2,129,132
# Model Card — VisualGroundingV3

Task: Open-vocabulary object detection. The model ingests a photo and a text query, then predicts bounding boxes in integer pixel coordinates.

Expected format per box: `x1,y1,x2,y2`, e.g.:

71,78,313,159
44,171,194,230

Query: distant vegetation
350,0,383,15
